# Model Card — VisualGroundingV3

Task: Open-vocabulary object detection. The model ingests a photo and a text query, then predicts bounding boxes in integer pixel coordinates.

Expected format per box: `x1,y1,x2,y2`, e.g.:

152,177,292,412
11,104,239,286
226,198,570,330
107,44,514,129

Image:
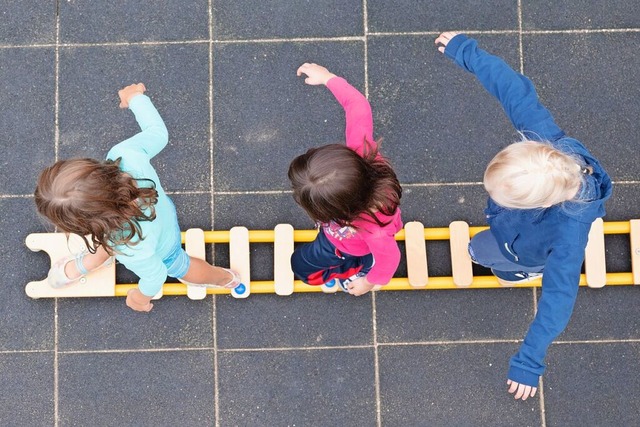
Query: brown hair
34,158,158,254
288,143,401,228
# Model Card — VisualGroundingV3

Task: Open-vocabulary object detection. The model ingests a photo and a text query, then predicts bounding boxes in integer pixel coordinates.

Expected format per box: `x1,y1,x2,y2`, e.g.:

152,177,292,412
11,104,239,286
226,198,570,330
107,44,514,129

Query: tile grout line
368,28,640,36
517,0,524,74
53,2,61,425
41,336,640,355
0,349,54,355
532,283,547,427
2,27,640,50
363,0,369,99
8,178,640,199
372,293,383,427
208,2,221,427
538,376,547,427
363,3,382,425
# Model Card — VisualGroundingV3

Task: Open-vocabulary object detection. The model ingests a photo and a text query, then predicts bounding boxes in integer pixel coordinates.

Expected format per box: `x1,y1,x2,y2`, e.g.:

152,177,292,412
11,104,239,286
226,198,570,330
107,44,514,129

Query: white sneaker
492,269,543,286
179,268,242,289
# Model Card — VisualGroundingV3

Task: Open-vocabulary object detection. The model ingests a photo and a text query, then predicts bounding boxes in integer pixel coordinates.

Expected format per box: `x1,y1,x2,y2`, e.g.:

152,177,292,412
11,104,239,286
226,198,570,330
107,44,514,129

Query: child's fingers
434,35,448,47
435,31,458,47
442,31,457,40
296,63,310,76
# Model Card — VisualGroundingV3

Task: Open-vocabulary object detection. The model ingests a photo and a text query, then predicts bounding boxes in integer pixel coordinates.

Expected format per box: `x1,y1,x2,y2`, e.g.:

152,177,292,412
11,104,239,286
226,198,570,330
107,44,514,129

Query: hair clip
580,165,594,175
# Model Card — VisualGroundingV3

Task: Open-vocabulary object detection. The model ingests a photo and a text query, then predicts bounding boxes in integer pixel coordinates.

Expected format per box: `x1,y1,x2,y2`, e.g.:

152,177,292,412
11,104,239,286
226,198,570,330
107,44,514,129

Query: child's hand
435,32,460,54
126,288,154,312
347,276,376,296
296,63,336,86
507,379,537,401
118,83,146,109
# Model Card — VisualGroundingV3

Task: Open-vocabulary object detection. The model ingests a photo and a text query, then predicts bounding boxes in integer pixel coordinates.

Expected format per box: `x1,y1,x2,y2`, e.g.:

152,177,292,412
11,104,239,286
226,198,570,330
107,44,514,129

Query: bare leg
64,245,111,280
181,257,236,287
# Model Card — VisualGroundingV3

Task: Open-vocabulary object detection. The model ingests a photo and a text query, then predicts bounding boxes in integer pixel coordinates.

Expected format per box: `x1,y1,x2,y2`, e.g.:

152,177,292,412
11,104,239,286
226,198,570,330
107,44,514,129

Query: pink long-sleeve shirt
322,77,403,285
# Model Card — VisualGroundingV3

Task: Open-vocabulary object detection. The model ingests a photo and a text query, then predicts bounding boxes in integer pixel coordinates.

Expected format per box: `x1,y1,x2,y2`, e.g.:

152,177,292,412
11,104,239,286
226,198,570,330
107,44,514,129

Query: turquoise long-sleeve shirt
106,94,180,297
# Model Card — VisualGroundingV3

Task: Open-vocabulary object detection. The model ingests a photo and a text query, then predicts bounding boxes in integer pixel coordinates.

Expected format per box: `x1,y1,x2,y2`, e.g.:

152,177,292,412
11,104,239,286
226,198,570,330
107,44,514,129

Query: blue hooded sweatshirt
444,34,612,387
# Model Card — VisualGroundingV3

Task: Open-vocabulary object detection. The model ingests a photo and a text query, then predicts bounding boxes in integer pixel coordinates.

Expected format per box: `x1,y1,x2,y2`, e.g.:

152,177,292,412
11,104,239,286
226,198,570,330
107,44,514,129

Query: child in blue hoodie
436,32,612,400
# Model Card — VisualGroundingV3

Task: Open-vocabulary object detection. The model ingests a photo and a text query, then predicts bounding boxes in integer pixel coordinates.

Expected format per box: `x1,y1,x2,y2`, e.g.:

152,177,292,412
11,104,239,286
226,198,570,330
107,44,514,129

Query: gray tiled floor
2,1,639,426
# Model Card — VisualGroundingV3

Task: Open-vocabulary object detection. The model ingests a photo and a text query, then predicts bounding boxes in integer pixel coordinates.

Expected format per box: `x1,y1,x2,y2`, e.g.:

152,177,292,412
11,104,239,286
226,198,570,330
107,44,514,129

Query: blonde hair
484,140,584,209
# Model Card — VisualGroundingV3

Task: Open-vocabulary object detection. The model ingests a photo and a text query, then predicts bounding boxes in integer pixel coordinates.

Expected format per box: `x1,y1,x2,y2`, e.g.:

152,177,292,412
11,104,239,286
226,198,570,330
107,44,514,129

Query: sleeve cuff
128,93,150,110
508,365,540,387
444,34,469,60
325,75,345,89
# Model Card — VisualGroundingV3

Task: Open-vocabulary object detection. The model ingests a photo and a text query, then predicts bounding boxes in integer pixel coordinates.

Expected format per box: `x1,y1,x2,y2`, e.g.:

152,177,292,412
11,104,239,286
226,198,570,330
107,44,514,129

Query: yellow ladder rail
25,220,640,299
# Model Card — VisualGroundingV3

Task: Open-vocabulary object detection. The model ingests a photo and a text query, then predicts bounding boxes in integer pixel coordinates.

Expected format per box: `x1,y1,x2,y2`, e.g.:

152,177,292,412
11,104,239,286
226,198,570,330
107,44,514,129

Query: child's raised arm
297,63,374,155
110,83,169,159
436,33,564,142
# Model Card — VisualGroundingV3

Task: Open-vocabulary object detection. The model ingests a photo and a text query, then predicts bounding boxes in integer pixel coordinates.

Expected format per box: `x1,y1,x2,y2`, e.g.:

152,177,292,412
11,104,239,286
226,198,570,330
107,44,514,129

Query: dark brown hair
34,158,158,254
288,142,401,228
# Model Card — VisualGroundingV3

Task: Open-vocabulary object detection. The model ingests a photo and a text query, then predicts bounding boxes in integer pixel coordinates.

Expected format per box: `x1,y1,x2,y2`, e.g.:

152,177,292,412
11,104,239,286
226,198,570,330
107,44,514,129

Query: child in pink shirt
288,63,403,296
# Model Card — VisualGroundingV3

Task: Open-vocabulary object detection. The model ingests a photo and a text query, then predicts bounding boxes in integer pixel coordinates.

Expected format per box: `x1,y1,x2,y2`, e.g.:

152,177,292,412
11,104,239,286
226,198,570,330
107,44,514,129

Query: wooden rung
405,221,428,288
449,221,473,287
230,226,250,298
631,219,640,285
24,233,115,299
585,218,606,288
184,228,207,300
274,224,295,296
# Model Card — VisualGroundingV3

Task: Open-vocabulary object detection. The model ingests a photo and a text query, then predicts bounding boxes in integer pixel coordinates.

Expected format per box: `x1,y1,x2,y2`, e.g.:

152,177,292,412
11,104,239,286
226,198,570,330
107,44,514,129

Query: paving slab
376,288,534,343
58,351,216,426
544,342,640,426
58,44,211,192
379,343,541,426
217,293,373,349
368,34,520,184
59,0,209,44
522,32,640,182
212,40,364,191
368,0,518,33
400,185,489,226
0,48,55,195
522,0,640,30
218,348,377,426
550,286,640,341
0,1,55,45
0,198,54,351
58,296,214,351
213,0,363,40
0,352,54,426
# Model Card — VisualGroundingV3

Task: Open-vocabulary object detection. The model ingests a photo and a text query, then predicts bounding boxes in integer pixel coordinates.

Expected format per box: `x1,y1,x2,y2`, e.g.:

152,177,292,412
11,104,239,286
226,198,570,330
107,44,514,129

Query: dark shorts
469,230,544,274
291,231,374,285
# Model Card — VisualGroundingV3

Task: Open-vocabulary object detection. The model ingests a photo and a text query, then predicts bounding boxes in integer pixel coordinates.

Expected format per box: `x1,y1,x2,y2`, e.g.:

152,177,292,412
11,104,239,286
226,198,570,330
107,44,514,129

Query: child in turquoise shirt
35,84,240,311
